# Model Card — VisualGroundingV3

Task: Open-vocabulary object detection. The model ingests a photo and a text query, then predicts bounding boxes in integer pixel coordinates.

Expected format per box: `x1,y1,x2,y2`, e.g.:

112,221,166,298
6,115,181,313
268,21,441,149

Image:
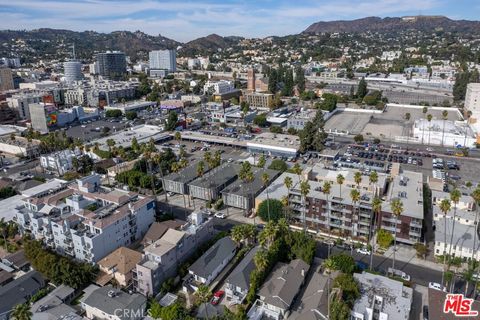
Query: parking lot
65,119,129,142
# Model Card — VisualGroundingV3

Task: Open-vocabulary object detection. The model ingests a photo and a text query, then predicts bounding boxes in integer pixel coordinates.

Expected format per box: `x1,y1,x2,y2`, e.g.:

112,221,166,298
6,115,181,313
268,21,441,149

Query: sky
0,0,479,42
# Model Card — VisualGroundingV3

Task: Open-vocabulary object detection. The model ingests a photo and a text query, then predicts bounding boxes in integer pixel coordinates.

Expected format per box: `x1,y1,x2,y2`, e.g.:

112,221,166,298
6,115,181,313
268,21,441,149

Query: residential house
225,246,260,304
31,285,79,320
97,247,142,288
184,237,236,292
141,219,185,246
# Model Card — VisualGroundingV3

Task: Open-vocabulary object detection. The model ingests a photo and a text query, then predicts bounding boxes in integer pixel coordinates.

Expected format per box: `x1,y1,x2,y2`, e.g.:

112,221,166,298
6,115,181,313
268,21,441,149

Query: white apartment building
135,210,215,296
6,92,44,119
465,83,480,124
15,175,155,263
433,190,480,260
203,80,234,95
149,50,176,72
40,149,81,175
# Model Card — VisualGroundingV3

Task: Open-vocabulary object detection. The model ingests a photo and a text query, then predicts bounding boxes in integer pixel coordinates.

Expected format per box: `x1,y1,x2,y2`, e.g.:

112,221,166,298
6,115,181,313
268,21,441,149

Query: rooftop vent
107,290,117,298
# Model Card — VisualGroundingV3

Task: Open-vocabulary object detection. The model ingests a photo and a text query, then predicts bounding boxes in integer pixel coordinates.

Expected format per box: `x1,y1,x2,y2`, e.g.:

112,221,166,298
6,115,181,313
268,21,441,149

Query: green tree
295,66,306,93
105,109,122,118
333,273,360,305
390,198,404,270
254,249,269,271
257,199,283,222
354,134,364,143
447,189,461,267
253,114,267,127
377,229,394,248
325,254,356,273
165,111,178,131
268,159,288,172
356,78,368,99
300,180,311,233
330,299,350,320
10,303,32,320
195,285,212,319
337,174,345,199
125,111,137,120
319,93,338,112
439,198,451,286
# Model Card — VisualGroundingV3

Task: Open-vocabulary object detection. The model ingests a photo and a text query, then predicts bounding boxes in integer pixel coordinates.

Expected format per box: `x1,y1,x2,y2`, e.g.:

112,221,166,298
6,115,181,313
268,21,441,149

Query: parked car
211,290,225,305
214,212,227,219
355,247,371,255
429,282,447,292
387,268,411,281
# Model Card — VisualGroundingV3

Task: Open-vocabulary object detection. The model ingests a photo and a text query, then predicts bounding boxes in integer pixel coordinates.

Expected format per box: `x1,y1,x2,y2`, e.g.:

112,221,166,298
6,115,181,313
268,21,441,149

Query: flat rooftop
21,178,67,197
435,218,480,251
163,160,210,184
384,170,424,219
91,125,169,151
247,132,301,152
189,163,240,189
221,168,279,197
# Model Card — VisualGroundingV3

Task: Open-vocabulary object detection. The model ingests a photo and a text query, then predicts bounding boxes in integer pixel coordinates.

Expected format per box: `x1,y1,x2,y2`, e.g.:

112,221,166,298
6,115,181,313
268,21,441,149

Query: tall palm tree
369,171,378,195
337,174,345,199
254,249,269,271
421,106,428,144
257,154,266,169
370,197,382,270
196,161,205,178
322,181,332,257
441,110,448,147
284,176,293,219
427,114,433,146
300,180,311,234
195,285,212,320
203,151,212,168
439,199,451,287
262,172,271,220
259,221,278,248
462,268,474,297
471,187,480,297
10,303,32,320
350,189,360,243
239,161,254,217
292,163,302,184
447,189,461,263
354,172,362,189
390,198,404,270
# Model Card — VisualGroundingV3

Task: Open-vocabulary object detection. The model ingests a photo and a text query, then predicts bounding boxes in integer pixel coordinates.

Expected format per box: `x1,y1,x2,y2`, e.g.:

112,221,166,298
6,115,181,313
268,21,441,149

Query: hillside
180,34,244,56
303,16,480,34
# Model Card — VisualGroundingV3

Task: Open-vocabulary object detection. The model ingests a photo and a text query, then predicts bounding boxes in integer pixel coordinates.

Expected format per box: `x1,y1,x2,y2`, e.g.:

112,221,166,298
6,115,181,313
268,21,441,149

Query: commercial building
244,92,273,110
0,67,14,92
97,247,142,288
135,210,215,296
209,105,257,125
104,100,156,114
0,135,41,157
222,167,279,211
351,272,413,320
246,132,300,158
149,49,176,73
225,246,260,304
64,60,83,83
0,57,20,68
465,83,480,122
64,87,99,106
40,149,81,175
433,190,479,260
287,109,318,130
188,163,240,201
15,174,155,263
96,51,127,80
91,125,169,151
184,237,236,291
80,285,146,320
248,259,310,320
203,80,234,95
413,118,476,148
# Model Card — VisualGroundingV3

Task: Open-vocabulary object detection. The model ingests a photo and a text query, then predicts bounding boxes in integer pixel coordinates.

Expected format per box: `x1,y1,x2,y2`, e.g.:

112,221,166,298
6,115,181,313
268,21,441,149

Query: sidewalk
383,245,443,272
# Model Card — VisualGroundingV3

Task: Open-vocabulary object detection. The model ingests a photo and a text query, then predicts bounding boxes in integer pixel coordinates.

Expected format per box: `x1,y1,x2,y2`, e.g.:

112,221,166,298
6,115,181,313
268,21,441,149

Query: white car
214,212,227,219
429,282,447,292
166,192,175,197
355,247,371,255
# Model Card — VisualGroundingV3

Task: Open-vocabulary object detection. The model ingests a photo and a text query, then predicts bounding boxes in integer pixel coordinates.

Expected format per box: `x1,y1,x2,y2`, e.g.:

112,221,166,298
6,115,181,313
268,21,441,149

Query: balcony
382,225,399,233
410,221,423,228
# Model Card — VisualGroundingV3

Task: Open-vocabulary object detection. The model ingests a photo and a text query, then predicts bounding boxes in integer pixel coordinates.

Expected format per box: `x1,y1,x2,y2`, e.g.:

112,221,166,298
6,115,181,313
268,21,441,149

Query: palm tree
369,171,378,195
0,218,8,250
390,198,404,270
231,225,244,247
354,172,362,189
259,221,278,248
196,161,205,178
439,198,452,287
195,285,212,320
300,180,311,234
471,187,480,297
174,131,181,143
441,110,448,147
10,303,32,320
292,163,302,183
337,174,345,199
239,161,254,217
350,189,360,244
254,249,269,271
462,268,474,297
427,114,433,145
262,172,271,221
322,181,332,256
370,197,382,270
203,151,212,168
447,189,461,263
284,176,293,218
257,154,266,169
277,218,289,238
422,106,428,144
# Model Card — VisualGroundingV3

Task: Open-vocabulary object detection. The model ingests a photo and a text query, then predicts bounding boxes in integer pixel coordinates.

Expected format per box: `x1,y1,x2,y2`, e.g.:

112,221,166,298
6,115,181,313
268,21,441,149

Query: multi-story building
432,190,479,259
149,50,176,73
0,66,14,92
0,57,21,68
188,163,239,201
96,52,127,80
287,109,318,131
15,174,155,263
29,103,58,133
7,92,49,120
40,149,81,175
465,83,480,127
351,272,413,320
244,92,273,110
63,60,83,83
203,80,234,95
134,210,215,296
162,160,211,195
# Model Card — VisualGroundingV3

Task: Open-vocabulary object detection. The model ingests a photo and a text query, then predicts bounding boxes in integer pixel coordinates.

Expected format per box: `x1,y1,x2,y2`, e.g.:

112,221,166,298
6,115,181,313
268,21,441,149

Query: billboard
44,104,58,126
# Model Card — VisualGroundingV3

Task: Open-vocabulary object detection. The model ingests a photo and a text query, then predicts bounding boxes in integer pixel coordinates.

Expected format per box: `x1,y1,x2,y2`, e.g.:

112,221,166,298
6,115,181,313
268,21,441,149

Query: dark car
423,305,429,320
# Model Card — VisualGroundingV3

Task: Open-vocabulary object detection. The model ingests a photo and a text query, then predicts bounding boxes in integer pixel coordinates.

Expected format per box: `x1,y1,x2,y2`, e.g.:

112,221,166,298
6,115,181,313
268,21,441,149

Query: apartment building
244,92,273,110
15,175,155,263
134,210,215,296
432,190,479,259
40,149,81,175
188,163,240,201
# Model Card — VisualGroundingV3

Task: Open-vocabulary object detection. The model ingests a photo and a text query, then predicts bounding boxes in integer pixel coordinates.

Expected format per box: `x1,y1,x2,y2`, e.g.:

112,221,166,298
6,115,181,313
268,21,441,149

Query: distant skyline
0,0,479,42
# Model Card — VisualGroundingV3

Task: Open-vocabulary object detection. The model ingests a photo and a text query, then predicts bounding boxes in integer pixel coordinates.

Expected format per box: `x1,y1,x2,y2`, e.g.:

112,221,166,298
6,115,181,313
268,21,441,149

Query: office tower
63,60,83,83
149,49,176,72
96,51,127,80
29,103,58,133
0,66,14,92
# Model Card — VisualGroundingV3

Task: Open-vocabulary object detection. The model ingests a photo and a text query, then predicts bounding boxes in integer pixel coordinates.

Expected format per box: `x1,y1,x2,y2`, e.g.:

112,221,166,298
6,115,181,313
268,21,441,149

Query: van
387,268,411,281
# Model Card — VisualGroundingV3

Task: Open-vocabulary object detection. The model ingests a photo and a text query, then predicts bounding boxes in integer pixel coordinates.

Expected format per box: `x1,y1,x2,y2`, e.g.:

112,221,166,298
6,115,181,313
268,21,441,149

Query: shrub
377,229,394,249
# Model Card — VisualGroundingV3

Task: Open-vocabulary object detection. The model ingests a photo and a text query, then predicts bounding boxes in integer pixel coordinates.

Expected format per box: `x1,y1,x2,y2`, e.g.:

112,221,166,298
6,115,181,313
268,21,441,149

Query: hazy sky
0,0,478,42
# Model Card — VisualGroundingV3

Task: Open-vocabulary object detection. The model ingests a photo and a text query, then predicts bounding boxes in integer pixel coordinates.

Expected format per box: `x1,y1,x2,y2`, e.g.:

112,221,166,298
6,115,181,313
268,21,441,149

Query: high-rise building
29,103,58,134
0,66,14,92
149,49,176,72
63,60,83,83
247,68,255,92
465,83,480,123
96,51,126,80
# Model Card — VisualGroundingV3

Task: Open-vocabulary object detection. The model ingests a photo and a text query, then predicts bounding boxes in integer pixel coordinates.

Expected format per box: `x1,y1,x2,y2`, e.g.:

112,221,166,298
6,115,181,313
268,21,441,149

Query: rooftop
142,219,185,245
247,132,301,152
98,247,142,275
144,229,186,257
352,272,413,320
225,246,260,292
163,160,211,184
80,285,146,317
384,170,424,219
189,162,239,189
91,125,169,151
188,237,236,279
0,271,45,316
434,218,480,251
221,167,279,197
